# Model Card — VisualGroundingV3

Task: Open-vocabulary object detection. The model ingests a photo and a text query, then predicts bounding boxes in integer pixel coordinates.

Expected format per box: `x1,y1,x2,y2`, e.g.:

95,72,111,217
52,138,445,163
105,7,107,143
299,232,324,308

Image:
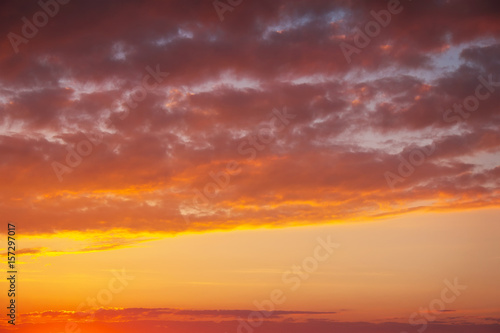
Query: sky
0,0,499,332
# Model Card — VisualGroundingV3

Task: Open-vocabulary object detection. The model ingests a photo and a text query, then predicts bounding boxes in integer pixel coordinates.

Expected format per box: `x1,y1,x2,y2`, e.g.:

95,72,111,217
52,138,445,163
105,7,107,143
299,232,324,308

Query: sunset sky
1,0,500,332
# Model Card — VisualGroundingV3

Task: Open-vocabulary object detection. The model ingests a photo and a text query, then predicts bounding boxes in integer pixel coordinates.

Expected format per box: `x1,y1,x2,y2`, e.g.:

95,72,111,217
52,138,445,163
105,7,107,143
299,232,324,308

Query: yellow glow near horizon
2,208,498,324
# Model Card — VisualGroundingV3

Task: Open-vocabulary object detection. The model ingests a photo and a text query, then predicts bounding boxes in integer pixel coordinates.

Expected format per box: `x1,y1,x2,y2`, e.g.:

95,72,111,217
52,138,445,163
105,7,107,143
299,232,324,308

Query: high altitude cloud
0,0,499,237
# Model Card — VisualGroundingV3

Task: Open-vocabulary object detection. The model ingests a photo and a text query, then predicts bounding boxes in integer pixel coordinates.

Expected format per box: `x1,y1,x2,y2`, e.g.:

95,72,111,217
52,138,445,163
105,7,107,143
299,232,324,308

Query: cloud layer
8,307,500,333
1,0,499,237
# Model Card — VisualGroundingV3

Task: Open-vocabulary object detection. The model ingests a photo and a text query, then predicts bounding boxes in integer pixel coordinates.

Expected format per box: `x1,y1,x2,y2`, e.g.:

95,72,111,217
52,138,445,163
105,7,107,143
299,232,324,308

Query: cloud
0,0,499,239
10,308,500,333
18,307,336,324
0,247,46,257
